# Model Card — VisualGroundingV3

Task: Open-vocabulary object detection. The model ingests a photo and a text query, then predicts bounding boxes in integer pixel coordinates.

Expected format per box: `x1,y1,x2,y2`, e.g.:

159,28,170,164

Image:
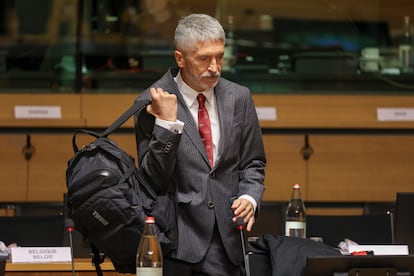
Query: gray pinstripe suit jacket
134,67,266,266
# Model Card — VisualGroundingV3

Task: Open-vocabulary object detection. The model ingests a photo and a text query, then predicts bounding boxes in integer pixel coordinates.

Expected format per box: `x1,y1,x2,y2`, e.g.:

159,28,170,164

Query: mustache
201,71,221,78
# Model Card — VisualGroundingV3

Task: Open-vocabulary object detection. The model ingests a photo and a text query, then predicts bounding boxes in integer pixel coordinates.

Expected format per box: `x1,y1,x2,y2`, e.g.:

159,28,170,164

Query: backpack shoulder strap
90,243,105,276
71,98,151,153
101,98,151,137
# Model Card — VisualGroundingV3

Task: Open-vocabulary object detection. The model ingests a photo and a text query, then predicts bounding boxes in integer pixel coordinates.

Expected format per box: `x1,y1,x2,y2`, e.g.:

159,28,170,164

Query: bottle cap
293,183,300,189
145,216,156,224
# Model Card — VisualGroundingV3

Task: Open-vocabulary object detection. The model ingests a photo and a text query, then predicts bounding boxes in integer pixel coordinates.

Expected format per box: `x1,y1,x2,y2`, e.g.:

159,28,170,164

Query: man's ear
175,50,184,68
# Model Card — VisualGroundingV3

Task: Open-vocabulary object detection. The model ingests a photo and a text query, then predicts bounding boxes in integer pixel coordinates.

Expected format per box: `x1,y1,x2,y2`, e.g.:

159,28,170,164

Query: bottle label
136,267,162,276
285,221,306,238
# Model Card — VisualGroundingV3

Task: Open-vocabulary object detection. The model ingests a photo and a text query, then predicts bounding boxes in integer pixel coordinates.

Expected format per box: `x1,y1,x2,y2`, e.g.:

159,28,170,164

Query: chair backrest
0,215,64,247
248,201,286,238
395,192,414,254
0,253,6,276
0,197,92,259
306,214,393,248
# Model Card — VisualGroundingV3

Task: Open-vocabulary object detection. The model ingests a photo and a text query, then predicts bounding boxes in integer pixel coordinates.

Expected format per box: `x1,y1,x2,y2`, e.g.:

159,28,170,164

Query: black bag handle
72,98,151,152
101,98,151,137
71,129,100,152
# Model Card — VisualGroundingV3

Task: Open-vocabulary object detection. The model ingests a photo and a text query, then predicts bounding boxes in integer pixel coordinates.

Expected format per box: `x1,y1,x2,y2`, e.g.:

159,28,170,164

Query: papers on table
348,244,409,256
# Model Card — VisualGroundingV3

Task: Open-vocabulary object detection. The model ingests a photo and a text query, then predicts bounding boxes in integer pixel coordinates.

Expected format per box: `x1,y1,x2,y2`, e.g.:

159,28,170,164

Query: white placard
11,247,71,263
14,105,62,119
256,107,277,121
377,108,414,121
349,244,409,256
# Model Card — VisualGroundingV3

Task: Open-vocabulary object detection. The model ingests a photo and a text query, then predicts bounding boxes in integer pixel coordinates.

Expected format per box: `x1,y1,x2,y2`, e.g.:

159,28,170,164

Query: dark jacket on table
248,235,342,276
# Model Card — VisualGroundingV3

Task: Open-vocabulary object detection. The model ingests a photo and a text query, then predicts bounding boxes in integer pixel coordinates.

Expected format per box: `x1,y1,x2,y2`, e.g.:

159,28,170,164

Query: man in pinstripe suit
135,14,266,275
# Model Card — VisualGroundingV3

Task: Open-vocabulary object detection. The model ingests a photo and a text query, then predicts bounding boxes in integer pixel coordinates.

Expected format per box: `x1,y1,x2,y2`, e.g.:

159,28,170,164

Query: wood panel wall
2,1,413,213
1,93,414,203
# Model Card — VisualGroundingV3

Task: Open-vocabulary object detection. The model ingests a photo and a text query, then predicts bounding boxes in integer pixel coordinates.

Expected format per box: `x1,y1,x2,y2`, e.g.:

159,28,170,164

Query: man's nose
208,58,218,72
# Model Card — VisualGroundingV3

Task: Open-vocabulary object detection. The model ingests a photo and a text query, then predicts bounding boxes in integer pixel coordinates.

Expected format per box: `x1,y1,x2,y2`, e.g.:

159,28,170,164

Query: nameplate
256,107,277,121
14,105,62,119
11,247,71,263
377,108,414,121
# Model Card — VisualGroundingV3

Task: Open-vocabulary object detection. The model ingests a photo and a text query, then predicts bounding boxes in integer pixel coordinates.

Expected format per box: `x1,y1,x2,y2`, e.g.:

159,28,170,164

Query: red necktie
197,94,214,167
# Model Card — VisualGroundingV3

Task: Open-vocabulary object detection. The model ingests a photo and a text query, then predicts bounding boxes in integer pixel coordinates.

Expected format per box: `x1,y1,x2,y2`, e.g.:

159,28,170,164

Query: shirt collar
175,70,214,108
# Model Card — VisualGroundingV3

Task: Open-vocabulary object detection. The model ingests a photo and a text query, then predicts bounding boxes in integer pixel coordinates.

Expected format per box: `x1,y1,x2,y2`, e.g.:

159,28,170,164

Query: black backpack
65,98,176,274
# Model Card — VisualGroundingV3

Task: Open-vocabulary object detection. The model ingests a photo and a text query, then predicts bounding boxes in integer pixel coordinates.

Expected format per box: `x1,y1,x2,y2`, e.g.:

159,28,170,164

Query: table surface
5,258,115,271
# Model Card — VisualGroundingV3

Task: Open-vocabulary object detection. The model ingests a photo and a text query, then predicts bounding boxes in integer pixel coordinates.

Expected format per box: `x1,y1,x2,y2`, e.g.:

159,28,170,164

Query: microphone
236,217,251,276
22,134,35,161
301,134,313,161
65,218,76,276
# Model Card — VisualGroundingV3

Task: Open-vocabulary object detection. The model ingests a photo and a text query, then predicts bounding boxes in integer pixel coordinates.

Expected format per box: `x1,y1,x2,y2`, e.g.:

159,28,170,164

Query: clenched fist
146,87,177,121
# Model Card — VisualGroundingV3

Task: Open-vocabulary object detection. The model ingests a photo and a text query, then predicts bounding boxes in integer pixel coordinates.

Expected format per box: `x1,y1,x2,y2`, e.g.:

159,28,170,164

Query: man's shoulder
218,77,250,96
137,68,178,97
220,76,248,87
153,67,179,87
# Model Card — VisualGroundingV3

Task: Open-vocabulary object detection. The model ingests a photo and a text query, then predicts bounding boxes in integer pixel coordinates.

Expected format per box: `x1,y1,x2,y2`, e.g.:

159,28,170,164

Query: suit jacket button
208,201,214,209
164,142,173,153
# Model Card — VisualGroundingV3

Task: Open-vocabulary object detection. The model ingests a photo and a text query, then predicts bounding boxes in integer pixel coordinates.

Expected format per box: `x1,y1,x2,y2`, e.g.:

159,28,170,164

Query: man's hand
231,198,255,232
146,87,177,121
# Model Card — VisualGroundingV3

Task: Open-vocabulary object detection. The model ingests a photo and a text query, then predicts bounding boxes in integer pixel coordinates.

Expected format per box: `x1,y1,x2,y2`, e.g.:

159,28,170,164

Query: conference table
5,255,414,276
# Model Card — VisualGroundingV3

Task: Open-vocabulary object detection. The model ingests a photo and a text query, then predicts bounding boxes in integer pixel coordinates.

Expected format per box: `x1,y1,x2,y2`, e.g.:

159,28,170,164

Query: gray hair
174,14,225,52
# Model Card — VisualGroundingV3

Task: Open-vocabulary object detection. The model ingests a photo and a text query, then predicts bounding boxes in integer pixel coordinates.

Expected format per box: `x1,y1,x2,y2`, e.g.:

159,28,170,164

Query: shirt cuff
155,118,184,134
239,194,257,213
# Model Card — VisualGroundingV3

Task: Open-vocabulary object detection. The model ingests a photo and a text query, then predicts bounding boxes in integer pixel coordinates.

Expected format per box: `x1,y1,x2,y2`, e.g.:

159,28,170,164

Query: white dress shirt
175,71,221,163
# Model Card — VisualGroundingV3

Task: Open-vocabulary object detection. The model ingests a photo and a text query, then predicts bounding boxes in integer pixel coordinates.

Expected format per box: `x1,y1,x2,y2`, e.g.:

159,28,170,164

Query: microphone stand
65,219,76,276
236,218,251,276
